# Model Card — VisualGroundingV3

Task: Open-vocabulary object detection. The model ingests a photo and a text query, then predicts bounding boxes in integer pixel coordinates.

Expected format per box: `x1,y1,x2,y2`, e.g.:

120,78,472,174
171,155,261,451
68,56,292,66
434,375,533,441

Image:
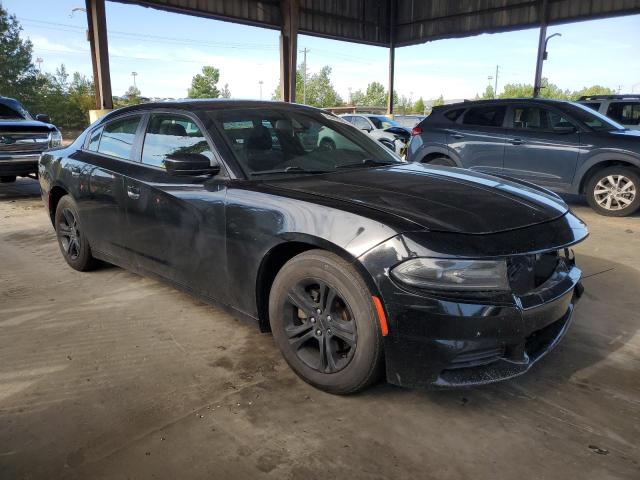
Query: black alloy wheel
54,194,99,271
284,279,357,374
269,250,384,394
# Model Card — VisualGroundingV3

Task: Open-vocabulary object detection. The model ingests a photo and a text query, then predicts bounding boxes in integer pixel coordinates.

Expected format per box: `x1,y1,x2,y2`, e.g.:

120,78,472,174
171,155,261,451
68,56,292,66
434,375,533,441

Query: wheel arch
255,235,382,333
578,159,640,194
48,185,70,225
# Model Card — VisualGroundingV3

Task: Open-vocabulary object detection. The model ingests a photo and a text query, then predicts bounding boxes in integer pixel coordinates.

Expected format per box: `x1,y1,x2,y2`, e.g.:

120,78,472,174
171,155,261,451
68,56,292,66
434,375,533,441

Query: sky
4,0,640,102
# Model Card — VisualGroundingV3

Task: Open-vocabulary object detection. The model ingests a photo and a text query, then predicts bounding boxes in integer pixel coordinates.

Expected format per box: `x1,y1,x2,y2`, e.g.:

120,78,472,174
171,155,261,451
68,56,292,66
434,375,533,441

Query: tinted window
205,108,400,177
512,107,574,131
369,116,400,129
87,127,103,151
352,116,371,130
0,103,26,120
566,103,624,131
462,106,506,127
607,102,640,126
444,108,464,121
580,102,601,111
141,114,213,168
97,115,142,159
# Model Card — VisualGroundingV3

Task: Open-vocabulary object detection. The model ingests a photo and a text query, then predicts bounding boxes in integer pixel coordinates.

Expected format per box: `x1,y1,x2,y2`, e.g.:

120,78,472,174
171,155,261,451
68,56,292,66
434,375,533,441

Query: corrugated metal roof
112,0,640,47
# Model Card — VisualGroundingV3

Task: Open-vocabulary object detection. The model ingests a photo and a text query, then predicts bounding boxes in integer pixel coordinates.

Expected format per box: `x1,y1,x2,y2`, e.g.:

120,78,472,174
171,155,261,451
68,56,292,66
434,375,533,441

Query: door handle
126,185,140,200
510,138,525,145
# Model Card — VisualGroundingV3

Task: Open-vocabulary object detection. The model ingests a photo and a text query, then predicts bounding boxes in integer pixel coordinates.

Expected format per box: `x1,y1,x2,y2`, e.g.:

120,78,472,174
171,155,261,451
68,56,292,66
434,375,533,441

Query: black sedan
38,100,588,394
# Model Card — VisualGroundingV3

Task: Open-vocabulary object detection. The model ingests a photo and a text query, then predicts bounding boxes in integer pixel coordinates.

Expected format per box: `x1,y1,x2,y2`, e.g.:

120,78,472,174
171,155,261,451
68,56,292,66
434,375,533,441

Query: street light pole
131,71,138,88
299,47,309,104
533,32,561,97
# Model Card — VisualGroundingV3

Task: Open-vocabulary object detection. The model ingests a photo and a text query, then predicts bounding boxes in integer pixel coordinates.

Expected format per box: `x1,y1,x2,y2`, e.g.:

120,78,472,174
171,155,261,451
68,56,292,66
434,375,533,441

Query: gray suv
407,98,640,216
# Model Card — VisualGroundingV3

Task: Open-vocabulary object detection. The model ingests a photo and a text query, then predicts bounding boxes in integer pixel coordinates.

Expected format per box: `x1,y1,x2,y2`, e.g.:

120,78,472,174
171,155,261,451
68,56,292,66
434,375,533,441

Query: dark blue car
408,98,640,216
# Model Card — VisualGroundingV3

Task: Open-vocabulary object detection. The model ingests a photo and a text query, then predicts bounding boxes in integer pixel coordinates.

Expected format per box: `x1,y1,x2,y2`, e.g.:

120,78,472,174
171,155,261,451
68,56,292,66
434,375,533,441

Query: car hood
0,119,56,132
265,163,569,234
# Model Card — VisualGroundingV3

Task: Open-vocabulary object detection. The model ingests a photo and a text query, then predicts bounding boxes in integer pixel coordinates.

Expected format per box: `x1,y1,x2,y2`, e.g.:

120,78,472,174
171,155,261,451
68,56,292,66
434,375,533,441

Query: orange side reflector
372,296,389,337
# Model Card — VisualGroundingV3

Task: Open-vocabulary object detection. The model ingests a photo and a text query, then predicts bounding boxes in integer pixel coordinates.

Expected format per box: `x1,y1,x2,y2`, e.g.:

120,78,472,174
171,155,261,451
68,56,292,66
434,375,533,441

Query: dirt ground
0,177,638,480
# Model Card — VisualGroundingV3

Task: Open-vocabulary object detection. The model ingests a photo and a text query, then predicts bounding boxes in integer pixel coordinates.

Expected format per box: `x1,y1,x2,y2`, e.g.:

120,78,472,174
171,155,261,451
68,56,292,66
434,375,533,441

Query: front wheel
55,195,100,271
269,250,384,394
586,167,640,216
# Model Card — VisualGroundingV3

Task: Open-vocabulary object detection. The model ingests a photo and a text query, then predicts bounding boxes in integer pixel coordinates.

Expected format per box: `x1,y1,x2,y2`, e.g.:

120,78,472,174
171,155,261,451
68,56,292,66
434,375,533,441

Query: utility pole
259,80,263,100
299,47,309,104
494,65,499,97
131,71,138,88
36,57,43,74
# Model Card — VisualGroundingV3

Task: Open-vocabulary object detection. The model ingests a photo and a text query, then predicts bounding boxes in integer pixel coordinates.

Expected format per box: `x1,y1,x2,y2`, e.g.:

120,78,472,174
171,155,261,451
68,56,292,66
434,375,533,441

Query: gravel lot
1,178,639,479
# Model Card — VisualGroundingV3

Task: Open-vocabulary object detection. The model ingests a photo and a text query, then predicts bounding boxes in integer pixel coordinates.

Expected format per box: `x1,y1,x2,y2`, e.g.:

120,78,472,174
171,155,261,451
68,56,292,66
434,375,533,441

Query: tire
54,195,100,271
423,156,456,167
585,166,640,217
0,176,17,183
269,250,384,394
319,138,336,150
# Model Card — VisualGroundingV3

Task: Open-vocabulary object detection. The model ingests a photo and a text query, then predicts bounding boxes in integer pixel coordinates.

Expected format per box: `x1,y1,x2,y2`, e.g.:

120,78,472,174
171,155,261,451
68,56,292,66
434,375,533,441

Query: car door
122,111,229,302
502,104,581,190
72,113,144,264
448,104,507,174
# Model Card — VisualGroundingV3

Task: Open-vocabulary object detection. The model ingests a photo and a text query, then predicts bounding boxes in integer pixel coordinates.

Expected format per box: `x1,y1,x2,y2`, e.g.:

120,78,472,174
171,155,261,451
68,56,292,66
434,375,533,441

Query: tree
396,95,413,115
481,85,495,99
272,65,342,107
188,66,221,98
571,85,615,100
413,97,425,115
0,4,36,99
124,85,141,103
431,95,445,107
220,83,231,99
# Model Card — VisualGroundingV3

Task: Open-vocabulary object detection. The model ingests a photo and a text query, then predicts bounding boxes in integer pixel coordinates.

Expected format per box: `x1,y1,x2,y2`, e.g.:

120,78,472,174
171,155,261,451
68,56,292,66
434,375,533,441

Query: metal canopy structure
86,0,640,112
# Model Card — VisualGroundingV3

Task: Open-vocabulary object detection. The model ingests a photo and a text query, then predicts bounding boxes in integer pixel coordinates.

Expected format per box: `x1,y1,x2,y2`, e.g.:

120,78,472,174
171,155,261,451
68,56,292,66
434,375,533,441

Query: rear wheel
586,166,640,217
0,176,17,183
269,250,384,394
55,195,100,271
423,156,455,167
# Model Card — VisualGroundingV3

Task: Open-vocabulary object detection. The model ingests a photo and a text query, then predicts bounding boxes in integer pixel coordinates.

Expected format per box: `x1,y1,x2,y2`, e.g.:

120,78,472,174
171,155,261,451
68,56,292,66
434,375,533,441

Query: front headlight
390,258,509,292
50,129,62,147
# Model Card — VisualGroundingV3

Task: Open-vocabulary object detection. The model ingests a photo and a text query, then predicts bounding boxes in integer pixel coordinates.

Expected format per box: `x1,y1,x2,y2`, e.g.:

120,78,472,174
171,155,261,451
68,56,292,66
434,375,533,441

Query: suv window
580,102,601,111
606,102,640,126
512,107,574,131
97,115,142,160
444,108,464,121
352,116,372,130
87,126,103,151
141,114,213,168
462,106,506,127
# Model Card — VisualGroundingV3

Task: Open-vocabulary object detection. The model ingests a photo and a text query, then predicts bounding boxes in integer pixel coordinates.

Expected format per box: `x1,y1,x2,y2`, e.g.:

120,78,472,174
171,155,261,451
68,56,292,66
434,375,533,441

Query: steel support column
279,0,298,103
387,0,397,114
533,0,549,98
85,0,113,110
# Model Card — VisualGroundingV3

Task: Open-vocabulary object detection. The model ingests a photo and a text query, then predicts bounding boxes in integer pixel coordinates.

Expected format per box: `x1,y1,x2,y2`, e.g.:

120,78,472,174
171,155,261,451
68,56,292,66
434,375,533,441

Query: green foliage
273,65,342,107
188,66,221,98
220,83,231,98
481,85,495,99
413,97,425,114
491,78,614,101
0,4,35,99
571,85,616,100
396,94,413,114
431,95,445,107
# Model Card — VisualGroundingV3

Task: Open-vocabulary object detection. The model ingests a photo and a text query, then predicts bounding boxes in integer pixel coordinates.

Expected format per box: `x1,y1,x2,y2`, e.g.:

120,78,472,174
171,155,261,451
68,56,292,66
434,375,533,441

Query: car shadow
0,177,41,201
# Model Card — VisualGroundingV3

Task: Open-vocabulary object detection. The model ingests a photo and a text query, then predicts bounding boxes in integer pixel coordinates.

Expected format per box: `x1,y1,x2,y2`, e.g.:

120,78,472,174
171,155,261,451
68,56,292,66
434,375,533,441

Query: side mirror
361,126,372,132
164,153,220,176
35,114,51,123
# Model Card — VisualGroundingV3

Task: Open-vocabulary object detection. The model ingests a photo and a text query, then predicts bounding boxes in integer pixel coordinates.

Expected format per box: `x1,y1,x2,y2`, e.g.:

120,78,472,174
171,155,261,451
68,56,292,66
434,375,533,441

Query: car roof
435,98,576,110
99,99,328,123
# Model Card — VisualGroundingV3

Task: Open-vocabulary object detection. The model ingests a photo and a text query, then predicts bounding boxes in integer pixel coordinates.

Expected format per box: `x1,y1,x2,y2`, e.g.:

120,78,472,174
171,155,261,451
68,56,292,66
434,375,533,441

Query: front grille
0,132,50,153
507,251,561,295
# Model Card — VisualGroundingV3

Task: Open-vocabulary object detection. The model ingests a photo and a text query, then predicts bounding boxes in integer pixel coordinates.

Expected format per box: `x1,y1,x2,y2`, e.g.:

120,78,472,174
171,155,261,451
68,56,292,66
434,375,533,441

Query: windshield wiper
335,159,398,169
250,166,332,176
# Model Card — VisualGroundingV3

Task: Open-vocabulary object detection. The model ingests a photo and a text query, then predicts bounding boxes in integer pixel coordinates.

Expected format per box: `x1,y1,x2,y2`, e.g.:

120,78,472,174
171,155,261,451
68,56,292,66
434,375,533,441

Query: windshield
369,116,400,129
0,101,31,120
566,102,625,131
205,107,403,178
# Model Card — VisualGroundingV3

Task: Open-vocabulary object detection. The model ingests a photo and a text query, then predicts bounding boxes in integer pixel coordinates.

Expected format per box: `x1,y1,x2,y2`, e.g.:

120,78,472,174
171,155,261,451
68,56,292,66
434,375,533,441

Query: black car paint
409,98,640,195
39,100,588,388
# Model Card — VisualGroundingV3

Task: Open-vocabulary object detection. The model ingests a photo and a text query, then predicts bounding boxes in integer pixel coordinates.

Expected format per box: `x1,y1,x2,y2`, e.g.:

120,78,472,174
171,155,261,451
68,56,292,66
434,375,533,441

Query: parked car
319,113,410,155
408,98,640,216
39,100,587,394
0,96,62,183
579,94,640,131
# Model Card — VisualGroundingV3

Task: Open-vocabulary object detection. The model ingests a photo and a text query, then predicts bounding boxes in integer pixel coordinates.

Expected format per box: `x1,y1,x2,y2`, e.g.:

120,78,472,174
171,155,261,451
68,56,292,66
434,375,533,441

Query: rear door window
462,106,506,127
606,102,640,126
141,113,214,168
512,106,574,132
97,115,142,160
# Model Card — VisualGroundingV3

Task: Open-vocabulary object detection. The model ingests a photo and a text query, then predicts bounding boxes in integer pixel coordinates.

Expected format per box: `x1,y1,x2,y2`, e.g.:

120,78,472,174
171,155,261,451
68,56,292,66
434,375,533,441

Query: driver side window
512,107,574,132
141,114,213,168
352,117,371,130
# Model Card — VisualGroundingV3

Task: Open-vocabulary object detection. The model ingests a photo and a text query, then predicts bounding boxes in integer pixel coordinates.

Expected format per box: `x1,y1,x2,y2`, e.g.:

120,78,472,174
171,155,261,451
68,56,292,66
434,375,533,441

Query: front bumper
0,154,40,176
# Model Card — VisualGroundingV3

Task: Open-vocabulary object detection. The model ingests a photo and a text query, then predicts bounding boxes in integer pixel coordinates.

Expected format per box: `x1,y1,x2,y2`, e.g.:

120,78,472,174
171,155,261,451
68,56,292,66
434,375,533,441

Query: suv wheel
269,250,384,394
423,156,455,167
586,166,640,217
